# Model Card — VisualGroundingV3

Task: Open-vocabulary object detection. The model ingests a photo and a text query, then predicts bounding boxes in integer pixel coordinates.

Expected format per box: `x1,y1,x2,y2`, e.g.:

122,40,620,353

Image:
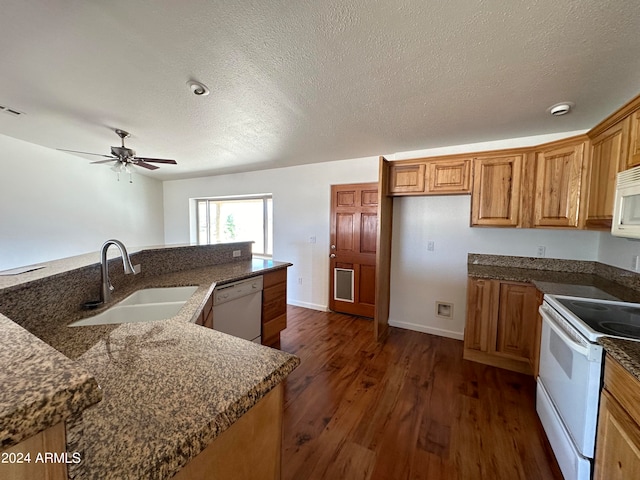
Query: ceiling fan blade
133,157,177,164
90,158,118,164
57,148,114,158
135,161,160,170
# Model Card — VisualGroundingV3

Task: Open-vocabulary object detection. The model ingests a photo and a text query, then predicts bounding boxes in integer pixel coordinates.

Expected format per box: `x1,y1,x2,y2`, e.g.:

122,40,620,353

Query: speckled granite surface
600,337,640,382
75,320,298,480
467,254,640,302
0,247,298,479
0,314,102,449
468,253,640,384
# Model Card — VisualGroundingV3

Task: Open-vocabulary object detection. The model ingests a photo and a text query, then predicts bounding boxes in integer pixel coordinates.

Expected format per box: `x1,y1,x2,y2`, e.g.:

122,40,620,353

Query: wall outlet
309,236,316,244
427,241,435,252
232,250,241,257
536,246,546,258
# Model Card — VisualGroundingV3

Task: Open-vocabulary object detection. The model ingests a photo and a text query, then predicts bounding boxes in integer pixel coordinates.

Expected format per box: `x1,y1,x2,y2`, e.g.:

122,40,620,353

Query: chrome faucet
101,239,140,303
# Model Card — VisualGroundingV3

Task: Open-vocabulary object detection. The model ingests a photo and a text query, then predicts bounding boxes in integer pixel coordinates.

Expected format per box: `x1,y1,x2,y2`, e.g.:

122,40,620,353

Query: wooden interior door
329,183,378,318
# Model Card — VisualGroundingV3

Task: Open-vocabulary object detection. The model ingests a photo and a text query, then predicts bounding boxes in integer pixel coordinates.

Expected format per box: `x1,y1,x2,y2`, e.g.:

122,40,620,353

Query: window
195,195,272,256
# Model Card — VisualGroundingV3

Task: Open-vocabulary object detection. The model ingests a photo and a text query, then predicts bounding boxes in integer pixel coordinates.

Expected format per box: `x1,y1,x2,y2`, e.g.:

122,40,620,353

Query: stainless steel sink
69,286,198,327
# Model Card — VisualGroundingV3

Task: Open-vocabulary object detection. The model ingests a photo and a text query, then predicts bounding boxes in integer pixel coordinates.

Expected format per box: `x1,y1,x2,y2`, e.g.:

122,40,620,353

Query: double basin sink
69,286,198,327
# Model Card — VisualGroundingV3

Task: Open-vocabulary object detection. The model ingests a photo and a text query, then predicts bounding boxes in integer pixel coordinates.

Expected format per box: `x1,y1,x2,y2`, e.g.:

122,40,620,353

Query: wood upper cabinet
628,109,640,168
388,157,470,196
586,117,630,229
388,163,426,194
471,154,522,226
463,277,540,375
533,139,587,228
426,158,471,194
595,355,640,479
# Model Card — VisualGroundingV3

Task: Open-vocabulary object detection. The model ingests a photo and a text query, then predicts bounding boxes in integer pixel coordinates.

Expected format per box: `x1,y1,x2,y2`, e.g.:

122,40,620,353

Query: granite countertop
467,253,640,383
1,255,299,479
599,337,640,382
467,263,640,302
0,314,102,449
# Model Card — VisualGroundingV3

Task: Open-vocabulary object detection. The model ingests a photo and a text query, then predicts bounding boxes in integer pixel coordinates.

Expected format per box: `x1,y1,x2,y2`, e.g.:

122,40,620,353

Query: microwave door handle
540,307,592,359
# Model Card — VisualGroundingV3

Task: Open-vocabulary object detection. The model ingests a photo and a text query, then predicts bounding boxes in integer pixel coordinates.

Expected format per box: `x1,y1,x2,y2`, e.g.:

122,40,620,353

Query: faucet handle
133,264,141,274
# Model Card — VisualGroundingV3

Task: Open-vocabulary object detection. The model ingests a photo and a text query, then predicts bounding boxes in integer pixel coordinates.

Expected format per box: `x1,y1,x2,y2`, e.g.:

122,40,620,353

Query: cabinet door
471,155,522,226
534,141,586,228
463,278,494,352
492,282,538,363
425,158,471,194
388,163,426,194
628,110,640,168
586,118,630,228
594,390,640,480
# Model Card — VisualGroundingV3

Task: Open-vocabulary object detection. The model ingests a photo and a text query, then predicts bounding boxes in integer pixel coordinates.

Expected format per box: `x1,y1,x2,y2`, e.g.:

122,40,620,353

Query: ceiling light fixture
547,102,574,116
187,80,210,96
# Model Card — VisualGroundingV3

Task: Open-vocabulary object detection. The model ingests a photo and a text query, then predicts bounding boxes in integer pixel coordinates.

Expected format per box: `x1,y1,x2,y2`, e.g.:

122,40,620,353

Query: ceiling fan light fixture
187,80,210,96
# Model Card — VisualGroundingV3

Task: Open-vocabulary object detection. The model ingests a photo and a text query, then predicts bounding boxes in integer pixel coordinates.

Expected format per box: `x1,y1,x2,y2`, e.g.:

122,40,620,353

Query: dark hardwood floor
279,306,562,480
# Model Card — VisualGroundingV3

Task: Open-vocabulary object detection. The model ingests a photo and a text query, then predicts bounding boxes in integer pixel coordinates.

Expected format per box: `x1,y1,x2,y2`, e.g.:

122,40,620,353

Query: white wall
597,232,640,272
0,134,165,271
163,130,609,340
163,157,379,310
389,195,600,339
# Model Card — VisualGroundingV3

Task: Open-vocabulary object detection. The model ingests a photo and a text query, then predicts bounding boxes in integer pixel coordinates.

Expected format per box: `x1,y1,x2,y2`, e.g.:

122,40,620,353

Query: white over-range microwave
612,165,640,239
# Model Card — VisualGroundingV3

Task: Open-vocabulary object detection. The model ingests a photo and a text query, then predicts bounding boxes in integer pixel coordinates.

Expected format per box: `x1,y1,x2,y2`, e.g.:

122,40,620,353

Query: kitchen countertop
467,253,640,383
467,263,640,302
1,255,299,480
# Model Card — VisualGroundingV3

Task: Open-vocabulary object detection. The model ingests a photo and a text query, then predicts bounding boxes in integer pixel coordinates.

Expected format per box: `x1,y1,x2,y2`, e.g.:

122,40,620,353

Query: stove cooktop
556,297,640,341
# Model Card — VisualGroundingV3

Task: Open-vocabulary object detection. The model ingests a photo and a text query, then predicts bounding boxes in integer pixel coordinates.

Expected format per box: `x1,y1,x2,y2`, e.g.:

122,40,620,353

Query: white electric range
537,294,640,480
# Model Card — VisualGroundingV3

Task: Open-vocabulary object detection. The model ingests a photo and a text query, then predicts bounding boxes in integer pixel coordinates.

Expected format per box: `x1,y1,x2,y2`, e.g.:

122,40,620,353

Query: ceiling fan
59,129,177,180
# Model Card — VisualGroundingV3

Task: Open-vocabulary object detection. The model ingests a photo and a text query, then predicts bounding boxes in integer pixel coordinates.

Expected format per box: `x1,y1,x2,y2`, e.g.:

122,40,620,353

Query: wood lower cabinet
595,355,640,479
586,118,630,228
262,269,288,348
533,138,588,228
172,383,283,480
463,277,541,375
471,154,522,226
0,422,67,480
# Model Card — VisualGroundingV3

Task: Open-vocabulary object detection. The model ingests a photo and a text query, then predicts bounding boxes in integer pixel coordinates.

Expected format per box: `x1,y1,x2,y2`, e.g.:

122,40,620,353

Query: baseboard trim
287,300,329,312
388,319,464,340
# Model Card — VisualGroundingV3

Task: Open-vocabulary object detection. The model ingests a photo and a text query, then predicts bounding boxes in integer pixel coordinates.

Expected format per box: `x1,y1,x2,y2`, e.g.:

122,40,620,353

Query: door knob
330,254,336,258
330,245,336,250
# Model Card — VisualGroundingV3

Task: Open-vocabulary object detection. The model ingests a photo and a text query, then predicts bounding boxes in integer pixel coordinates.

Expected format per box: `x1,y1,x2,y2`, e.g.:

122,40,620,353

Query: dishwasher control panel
213,276,264,305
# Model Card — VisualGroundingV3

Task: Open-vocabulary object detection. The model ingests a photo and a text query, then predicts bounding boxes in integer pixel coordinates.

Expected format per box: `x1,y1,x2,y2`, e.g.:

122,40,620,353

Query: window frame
194,194,272,257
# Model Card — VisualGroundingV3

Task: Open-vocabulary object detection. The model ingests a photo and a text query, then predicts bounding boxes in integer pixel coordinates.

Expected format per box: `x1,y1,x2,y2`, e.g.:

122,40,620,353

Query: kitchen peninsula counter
0,244,298,479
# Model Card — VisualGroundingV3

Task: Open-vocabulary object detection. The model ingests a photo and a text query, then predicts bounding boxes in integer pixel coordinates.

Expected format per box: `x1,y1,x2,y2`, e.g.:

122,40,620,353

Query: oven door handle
539,305,596,361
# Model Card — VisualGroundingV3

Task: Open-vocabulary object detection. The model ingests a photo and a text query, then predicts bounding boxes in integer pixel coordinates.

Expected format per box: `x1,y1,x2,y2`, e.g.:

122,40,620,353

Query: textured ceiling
1,0,640,180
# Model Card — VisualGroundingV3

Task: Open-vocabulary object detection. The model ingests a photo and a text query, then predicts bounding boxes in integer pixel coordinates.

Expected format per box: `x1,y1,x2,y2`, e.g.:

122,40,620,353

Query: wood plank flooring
280,306,562,480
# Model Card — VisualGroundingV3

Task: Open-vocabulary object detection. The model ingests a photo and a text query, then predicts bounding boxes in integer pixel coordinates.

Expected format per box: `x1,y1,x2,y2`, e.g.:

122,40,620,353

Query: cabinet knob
330,254,336,258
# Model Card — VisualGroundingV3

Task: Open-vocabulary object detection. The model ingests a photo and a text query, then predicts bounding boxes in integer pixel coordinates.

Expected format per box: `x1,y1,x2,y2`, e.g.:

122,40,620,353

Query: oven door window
538,313,602,458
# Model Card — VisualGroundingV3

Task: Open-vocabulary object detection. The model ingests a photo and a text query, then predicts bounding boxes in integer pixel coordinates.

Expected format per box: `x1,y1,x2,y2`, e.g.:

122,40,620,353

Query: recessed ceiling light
187,80,210,96
547,102,574,116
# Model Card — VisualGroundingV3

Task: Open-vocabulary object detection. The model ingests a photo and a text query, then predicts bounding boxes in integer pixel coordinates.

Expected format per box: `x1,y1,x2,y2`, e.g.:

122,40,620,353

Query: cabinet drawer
263,269,287,288
262,283,287,323
263,314,287,341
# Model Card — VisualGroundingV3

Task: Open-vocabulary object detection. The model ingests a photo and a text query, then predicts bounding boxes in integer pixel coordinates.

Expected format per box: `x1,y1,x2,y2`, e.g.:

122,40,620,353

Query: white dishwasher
212,276,263,343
